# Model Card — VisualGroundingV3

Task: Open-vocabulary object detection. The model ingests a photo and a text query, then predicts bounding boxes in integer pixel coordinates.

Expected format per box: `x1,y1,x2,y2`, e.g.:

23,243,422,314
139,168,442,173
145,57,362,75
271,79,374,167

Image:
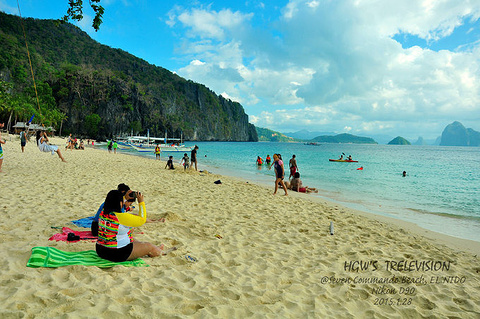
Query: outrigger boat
118,130,193,153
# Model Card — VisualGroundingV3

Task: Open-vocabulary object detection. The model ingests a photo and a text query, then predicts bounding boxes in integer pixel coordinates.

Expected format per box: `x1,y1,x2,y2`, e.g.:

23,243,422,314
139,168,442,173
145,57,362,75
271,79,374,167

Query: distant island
440,121,480,146
388,136,411,145
256,127,298,142
310,133,377,144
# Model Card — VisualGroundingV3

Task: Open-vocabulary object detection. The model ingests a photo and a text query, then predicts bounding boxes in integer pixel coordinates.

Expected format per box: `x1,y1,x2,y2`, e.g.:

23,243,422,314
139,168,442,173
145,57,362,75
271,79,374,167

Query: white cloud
168,0,480,138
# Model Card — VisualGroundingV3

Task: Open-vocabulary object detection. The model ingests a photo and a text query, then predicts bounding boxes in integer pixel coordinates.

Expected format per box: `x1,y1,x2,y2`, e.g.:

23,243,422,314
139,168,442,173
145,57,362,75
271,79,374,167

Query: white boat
119,130,193,153
130,143,193,153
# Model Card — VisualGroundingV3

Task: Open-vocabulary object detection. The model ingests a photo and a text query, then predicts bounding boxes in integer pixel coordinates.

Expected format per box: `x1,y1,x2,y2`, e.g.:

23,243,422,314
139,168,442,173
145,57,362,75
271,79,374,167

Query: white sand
0,135,479,318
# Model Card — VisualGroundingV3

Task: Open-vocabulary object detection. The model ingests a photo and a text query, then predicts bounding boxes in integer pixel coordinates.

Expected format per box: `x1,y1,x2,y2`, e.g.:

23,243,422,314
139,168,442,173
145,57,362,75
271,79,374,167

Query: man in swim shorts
20,128,27,152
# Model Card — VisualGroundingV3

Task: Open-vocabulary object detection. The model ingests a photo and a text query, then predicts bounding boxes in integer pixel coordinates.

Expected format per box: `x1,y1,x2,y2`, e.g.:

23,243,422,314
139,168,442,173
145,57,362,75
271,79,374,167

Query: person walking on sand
289,154,298,180
36,131,67,162
20,128,27,152
269,153,288,195
191,145,199,171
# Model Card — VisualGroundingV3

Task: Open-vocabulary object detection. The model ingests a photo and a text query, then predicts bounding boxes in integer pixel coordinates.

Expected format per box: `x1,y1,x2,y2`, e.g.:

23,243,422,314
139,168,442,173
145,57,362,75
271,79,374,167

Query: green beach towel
27,247,148,268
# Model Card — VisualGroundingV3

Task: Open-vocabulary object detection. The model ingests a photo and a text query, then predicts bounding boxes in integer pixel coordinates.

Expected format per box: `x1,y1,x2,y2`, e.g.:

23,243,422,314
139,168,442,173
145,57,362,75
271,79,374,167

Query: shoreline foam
1,135,479,318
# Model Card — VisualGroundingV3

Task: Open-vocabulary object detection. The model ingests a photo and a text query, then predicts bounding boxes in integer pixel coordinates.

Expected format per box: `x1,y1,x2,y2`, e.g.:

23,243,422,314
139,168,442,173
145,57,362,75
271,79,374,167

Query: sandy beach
0,135,479,318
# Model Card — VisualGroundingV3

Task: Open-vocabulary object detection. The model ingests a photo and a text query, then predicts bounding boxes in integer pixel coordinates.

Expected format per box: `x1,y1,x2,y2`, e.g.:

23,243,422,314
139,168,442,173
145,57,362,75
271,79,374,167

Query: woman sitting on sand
96,189,174,262
286,172,318,193
36,131,66,162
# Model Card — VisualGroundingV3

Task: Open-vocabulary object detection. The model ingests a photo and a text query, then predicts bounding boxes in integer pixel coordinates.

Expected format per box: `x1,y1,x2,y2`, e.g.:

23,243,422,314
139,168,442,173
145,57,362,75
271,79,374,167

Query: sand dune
0,135,479,318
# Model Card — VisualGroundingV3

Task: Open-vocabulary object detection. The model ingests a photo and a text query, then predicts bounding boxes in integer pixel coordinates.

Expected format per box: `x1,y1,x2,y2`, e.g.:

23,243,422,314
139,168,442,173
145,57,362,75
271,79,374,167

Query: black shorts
21,141,26,147
96,243,133,262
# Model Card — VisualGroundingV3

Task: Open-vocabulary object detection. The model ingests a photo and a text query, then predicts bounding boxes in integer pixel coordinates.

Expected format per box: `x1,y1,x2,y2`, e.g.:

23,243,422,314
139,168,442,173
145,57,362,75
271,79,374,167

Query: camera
130,191,137,199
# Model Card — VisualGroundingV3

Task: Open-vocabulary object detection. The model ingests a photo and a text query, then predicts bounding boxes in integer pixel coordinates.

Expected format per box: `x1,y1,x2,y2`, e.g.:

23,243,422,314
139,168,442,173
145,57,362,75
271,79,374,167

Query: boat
304,142,321,146
130,143,193,153
118,130,193,153
329,159,358,162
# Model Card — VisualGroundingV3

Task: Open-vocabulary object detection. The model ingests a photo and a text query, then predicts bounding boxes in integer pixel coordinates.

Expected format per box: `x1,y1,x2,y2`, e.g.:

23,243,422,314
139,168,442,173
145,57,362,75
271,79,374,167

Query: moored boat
120,130,193,153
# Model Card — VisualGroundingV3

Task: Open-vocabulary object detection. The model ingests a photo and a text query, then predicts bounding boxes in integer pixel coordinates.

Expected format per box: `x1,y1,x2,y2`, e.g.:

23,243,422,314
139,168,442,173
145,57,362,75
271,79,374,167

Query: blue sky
1,0,480,140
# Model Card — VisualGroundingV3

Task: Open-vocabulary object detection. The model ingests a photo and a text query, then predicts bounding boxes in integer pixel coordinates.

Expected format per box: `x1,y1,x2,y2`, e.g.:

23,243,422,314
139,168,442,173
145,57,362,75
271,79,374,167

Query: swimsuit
96,202,147,262
274,160,284,179
0,144,3,160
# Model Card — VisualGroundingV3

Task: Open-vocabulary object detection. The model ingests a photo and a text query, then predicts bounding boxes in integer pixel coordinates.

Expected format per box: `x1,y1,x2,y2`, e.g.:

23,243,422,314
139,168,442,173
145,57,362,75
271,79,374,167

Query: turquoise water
110,142,480,242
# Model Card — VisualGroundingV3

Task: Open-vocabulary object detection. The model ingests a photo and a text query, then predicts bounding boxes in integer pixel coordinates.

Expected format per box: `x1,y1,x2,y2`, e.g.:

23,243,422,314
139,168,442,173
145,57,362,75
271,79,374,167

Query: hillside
311,133,377,144
0,12,257,141
388,136,411,145
256,127,298,142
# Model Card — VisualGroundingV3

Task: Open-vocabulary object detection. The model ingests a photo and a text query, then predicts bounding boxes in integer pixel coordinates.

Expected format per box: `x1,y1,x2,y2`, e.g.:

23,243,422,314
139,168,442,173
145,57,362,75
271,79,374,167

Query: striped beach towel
26,247,148,268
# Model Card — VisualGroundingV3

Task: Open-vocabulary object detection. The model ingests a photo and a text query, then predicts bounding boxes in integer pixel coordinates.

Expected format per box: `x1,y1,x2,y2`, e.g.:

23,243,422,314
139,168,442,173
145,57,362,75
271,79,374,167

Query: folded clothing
71,216,95,228
49,227,97,242
27,246,148,268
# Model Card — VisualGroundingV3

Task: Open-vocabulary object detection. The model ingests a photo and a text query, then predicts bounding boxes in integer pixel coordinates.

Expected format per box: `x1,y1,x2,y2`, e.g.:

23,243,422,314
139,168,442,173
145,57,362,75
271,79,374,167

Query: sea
105,142,480,243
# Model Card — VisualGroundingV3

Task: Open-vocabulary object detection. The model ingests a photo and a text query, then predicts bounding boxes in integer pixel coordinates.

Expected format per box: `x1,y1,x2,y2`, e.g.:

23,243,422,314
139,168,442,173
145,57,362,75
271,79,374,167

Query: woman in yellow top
96,189,172,262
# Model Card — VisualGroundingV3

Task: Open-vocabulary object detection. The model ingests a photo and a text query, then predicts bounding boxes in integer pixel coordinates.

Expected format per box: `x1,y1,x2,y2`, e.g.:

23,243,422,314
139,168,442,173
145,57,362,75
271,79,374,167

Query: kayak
329,159,359,162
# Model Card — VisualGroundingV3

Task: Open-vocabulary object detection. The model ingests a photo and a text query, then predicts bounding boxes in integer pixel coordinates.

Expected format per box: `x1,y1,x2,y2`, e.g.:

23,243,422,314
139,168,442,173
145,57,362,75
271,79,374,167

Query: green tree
129,120,142,134
84,113,101,137
61,0,105,31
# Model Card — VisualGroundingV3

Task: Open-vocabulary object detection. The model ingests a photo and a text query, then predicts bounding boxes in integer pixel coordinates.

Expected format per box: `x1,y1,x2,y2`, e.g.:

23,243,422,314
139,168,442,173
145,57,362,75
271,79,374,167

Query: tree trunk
6,109,13,132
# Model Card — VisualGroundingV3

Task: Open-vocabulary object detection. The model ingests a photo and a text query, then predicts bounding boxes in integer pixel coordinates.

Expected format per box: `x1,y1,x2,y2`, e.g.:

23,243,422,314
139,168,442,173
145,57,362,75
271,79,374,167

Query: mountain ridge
0,12,257,141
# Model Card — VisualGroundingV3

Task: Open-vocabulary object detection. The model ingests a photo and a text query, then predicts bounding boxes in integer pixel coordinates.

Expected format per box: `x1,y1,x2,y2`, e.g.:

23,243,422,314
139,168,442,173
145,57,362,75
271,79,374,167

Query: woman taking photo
96,189,174,262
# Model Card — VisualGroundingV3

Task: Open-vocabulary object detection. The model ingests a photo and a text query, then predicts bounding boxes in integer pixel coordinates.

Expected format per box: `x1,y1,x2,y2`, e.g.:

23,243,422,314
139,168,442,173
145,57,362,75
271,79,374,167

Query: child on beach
181,153,190,170
154,144,161,160
165,156,175,169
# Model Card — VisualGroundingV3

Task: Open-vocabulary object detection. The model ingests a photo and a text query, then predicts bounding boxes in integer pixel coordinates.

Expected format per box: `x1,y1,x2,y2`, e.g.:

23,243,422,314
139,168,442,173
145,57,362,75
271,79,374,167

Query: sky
1,0,480,140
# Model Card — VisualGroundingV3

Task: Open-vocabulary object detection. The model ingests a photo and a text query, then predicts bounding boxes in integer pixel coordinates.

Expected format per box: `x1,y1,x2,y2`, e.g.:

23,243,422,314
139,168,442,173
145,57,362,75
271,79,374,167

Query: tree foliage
61,0,104,31
0,11,257,141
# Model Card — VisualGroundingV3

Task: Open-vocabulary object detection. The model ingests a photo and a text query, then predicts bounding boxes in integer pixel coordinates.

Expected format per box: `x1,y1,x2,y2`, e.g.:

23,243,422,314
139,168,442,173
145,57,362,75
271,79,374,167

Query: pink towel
49,227,97,242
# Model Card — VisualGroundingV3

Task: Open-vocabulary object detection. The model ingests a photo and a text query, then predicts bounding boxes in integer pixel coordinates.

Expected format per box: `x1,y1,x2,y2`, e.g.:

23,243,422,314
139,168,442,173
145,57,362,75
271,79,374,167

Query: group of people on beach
66,134,85,150
107,140,118,153
0,124,68,171
267,153,318,195
162,145,199,171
